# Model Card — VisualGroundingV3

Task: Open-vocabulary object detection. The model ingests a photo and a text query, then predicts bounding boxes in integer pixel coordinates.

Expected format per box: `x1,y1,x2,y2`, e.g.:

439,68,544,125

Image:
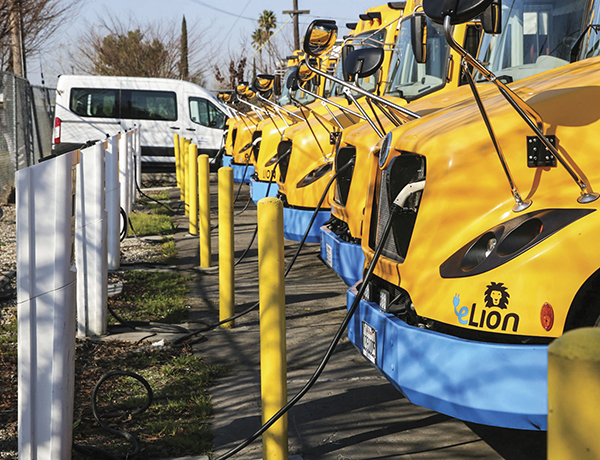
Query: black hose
119,208,128,242
214,199,401,460
73,370,153,460
230,147,293,265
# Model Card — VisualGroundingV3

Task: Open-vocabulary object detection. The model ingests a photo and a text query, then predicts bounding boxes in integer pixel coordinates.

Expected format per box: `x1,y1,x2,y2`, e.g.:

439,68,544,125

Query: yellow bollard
548,327,600,459
183,138,190,216
219,167,235,328
174,133,181,190
179,136,187,201
257,197,288,460
188,143,198,235
198,154,212,268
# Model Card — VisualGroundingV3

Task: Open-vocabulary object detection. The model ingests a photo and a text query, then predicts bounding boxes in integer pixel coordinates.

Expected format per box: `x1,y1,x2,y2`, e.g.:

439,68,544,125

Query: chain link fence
0,72,55,203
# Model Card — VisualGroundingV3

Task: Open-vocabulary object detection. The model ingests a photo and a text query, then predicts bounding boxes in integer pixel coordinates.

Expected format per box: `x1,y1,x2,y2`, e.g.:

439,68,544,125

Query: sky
29,0,379,88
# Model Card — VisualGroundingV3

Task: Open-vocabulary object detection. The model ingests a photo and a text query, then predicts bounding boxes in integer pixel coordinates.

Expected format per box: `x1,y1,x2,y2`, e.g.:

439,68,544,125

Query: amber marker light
541,302,554,331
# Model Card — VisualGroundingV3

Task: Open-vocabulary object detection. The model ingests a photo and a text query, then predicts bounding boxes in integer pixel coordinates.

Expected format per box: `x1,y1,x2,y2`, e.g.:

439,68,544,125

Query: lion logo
484,282,510,309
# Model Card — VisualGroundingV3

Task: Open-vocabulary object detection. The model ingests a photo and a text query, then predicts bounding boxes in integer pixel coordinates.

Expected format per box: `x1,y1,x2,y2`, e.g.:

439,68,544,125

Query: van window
121,90,177,121
69,88,177,121
189,97,226,129
71,88,119,118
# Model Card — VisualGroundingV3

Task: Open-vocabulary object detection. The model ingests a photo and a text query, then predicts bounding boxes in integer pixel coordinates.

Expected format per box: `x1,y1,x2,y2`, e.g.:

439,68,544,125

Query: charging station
75,142,108,338
16,149,80,460
119,131,131,217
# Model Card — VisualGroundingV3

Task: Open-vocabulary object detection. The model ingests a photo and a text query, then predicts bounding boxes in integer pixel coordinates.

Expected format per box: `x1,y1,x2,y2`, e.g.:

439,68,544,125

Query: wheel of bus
564,268,600,331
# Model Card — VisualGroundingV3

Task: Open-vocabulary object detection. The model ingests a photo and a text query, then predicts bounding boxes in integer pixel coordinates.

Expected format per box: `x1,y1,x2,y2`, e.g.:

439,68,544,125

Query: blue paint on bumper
320,225,364,286
346,286,548,430
250,177,279,204
283,206,330,243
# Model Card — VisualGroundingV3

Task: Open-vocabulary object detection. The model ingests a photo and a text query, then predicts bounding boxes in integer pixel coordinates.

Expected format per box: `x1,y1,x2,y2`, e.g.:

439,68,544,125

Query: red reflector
53,117,61,144
541,302,554,331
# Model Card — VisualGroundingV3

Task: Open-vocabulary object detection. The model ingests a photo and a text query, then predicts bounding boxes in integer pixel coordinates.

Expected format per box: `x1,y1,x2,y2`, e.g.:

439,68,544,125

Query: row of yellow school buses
218,0,600,431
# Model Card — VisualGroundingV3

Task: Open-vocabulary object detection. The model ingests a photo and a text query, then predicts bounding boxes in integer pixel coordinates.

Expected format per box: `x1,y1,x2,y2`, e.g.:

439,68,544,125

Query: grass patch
129,212,176,236
109,271,190,324
160,237,178,264
72,342,224,459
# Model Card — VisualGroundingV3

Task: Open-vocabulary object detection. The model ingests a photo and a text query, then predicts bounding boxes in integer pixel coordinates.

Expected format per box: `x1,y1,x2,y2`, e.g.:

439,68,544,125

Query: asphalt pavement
147,179,547,460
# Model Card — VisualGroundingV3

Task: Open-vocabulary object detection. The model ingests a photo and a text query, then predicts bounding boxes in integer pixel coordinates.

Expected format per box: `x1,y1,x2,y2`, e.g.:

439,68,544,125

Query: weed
129,212,176,236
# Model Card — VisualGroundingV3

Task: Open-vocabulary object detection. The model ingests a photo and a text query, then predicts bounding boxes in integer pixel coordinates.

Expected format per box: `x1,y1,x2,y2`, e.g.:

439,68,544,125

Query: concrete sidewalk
169,181,546,460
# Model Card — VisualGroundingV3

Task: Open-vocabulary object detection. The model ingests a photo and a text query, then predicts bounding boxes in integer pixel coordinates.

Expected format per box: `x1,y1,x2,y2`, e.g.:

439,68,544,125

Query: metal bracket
527,135,557,168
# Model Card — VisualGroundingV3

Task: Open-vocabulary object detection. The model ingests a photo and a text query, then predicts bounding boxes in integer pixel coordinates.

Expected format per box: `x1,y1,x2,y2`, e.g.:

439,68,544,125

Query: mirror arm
321,101,344,130
443,15,598,203
462,60,531,213
237,98,266,121
256,93,291,127
256,93,304,123
371,98,403,127
303,57,420,122
289,93,329,158
295,82,365,120
342,87,384,138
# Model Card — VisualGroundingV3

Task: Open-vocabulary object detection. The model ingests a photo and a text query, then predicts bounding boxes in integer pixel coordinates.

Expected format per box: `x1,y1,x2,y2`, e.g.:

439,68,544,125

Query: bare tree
0,0,81,75
70,13,214,85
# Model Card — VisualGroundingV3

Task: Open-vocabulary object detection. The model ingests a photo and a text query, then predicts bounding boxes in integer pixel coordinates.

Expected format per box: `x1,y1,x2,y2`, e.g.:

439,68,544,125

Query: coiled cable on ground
73,370,153,460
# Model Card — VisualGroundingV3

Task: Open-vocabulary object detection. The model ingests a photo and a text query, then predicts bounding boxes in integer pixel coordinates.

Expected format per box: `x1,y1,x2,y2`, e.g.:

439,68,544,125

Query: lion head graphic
484,282,510,309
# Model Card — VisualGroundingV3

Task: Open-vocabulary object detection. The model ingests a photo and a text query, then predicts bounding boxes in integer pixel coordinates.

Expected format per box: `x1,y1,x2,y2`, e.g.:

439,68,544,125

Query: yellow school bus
275,2,407,243
348,0,600,431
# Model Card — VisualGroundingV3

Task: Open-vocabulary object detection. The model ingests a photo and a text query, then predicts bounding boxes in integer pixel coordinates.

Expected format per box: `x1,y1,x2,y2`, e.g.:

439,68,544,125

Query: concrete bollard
257,197,288,460
179,135,186,202
548,327,600,459
188,143,198,235
174,133,181,191
105,135,120,271
183,138,191,216
219,167,235,328
198,154,212,268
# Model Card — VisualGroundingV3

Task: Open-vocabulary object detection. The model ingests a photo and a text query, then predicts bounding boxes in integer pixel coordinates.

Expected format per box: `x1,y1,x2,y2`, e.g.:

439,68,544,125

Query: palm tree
258,10,276,39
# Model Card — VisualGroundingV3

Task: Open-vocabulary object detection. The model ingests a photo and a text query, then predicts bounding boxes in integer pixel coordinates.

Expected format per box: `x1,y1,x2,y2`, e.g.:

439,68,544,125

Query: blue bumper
231,162,254,184
283,206,331,243
250,177,279,204
320,224,364,286
346,286,548,430
222,156,254,183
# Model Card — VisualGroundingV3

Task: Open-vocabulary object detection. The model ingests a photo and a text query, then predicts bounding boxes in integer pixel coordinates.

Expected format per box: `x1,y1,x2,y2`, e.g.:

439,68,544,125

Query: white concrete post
127,131,135,212
135,126,142,202
75,142,108,338
106,136,120,270
16,150,80,460
119,132,130,219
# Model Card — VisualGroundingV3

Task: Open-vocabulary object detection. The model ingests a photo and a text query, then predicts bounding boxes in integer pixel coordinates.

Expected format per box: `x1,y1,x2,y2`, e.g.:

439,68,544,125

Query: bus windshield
385,17,450,100
475,0,588,82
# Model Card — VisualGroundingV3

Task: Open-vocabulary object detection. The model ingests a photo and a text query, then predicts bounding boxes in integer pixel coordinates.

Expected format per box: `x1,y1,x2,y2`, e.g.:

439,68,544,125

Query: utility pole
283,0,310,52
9,0,24,77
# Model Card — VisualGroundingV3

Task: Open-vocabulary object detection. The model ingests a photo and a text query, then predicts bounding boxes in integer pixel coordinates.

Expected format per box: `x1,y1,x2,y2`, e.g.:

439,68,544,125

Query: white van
52,75,231,171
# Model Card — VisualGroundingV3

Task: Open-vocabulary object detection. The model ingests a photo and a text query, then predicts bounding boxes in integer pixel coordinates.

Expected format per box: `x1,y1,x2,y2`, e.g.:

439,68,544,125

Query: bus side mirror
253,74,275,95
411,11,428,64
236,82,249,96
303,20,338,57
481,0,501,34
286,68,300,91
344,47,384,82
341,44,355,81
298,59,316,83
423,0,493,24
